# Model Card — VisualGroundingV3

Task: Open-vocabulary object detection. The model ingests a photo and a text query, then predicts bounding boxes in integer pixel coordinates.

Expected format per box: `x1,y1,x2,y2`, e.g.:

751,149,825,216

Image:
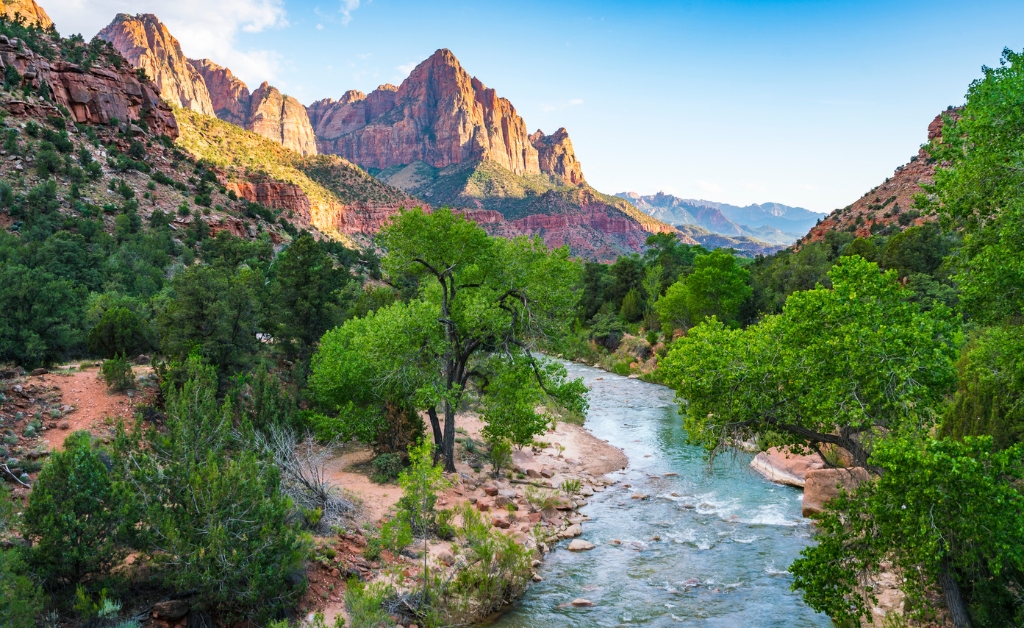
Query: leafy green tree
119,358,308,621
923,49,1024,323
0,263,86,367
315,208,585,472
790,436,1024,627
266,234,352,369
87,305,147,358
641,262,662,329
480,356,586,448
942,325,1024,450
309,300,436,453
879,223,952,279
23,431,135,586
659,256,959,467
619,287,642,322
0,484,44,628
158,264,264,379
654,248,751,332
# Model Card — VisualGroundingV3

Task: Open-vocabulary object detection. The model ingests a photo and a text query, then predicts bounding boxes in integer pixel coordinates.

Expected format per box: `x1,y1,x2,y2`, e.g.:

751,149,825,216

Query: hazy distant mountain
616,191,823,246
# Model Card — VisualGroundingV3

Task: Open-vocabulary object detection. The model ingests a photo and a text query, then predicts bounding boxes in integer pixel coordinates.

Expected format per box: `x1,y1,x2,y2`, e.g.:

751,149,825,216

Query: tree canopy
659,256,959,467
310,208,587,471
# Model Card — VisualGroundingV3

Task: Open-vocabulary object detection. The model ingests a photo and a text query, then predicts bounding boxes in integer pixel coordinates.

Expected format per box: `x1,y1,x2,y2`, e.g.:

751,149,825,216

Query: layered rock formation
97,14,215,116
189,58,249,126
246,82,317,156
0,0,50,28
310,49,584,184
0,34,177,137
530,128,584,186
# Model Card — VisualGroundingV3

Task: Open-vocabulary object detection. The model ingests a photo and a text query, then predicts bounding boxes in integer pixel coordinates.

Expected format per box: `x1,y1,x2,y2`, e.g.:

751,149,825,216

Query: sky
39,0,1024,213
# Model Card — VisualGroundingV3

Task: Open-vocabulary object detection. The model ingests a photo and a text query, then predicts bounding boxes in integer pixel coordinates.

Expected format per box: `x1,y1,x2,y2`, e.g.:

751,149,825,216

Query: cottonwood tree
790,436,1024,627
659,256,959,468
311,208,586,472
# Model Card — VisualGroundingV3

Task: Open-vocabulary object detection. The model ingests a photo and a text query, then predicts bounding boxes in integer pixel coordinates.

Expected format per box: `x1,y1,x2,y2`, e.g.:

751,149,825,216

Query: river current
489,361,830,627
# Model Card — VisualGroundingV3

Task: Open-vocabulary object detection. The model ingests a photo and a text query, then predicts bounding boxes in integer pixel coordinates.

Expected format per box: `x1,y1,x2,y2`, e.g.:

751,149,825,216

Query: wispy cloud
340,0,360,25
44,0,287,86
540,98,584,112
397,61,417,76
694,180,723,195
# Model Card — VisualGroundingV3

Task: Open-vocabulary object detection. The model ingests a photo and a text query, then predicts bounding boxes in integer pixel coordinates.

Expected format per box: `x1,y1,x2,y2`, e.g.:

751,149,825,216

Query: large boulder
801,468,872,518
749,447,825,488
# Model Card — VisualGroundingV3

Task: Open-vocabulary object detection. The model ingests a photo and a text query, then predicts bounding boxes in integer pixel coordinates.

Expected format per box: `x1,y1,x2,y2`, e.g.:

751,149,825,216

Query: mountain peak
98,13,216,116
0,0,51,28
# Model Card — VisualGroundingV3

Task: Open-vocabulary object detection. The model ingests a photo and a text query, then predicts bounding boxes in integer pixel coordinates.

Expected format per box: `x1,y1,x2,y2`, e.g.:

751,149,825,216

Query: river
489,361,830,627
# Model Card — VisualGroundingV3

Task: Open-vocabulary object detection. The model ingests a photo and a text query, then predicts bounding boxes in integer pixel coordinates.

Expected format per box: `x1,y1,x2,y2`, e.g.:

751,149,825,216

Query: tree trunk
441,400,457,473
426,407,443,448
939,558,972,628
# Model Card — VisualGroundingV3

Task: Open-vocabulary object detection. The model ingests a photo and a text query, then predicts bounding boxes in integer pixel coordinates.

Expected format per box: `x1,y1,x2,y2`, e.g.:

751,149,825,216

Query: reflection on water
487,362,829,627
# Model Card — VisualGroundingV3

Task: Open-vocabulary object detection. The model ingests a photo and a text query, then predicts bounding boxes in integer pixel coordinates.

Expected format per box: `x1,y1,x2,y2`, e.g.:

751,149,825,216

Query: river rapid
489,361,830,627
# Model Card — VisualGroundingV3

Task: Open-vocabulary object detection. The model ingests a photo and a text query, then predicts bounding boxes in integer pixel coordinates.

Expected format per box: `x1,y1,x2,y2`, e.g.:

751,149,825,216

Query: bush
0,548,44,628
128,358,309,620
101,355,134,391
88,306,147,358
23,431,134,586
487,439,512,479
344,578,393,628
370,453,402,483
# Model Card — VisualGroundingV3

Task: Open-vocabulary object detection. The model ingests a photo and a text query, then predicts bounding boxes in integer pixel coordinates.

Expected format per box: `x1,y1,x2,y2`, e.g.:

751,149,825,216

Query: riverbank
306,410,629,626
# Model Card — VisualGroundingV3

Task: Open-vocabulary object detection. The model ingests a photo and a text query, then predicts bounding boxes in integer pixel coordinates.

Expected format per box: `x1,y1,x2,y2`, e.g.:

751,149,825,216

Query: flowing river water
489,361,830,627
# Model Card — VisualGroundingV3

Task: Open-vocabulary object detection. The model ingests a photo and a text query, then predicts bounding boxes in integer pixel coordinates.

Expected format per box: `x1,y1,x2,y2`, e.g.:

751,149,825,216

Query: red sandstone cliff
530,128,584,186
189,58,249,126
192,60,318,156
247,82,317,156
0,33,177,137
309,49,585,184
0,0,50,28
97,14,215,117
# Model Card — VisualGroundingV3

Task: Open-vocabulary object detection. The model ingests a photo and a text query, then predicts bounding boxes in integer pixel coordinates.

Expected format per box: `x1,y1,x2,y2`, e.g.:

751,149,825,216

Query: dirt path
33,366,146,450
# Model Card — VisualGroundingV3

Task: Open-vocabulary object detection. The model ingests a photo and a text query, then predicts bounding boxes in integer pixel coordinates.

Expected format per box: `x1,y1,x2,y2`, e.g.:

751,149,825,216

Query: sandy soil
32,366,151,450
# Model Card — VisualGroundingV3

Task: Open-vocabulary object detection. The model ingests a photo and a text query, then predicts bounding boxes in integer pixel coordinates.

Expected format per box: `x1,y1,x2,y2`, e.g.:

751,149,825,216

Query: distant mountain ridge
616,191,825,246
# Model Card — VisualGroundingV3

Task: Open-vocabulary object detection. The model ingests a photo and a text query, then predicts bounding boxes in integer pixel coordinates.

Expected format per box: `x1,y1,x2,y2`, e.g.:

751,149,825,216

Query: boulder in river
802,468,872,517
568,539,594,551
749,447,824,487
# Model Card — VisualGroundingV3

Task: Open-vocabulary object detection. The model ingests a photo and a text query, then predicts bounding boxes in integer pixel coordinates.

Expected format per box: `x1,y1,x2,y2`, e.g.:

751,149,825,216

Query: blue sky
43,0,1024,212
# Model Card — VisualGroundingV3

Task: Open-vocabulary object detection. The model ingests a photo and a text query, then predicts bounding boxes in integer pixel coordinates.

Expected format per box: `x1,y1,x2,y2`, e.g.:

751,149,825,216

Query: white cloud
340,0,360,25
316,23,324,30
694,180,722,195
397,61,417,76
43,0,287,86
540,98,584,112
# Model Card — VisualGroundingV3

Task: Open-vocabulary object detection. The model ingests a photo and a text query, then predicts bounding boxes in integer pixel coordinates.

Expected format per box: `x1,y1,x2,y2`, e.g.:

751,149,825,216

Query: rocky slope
0,0,50,27
189,58,249,126
0,32,177,136
97,14,215,117
801,113,946,243
309,49,583,184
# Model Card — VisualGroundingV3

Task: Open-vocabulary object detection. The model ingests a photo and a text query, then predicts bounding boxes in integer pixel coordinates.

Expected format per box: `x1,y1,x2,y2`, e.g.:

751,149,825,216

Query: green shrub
88,306,147,358
370,453,402,483
0,548,44,628
487,439,512,479
344,578,392,628
23,431,134,586
362,536,383,561
127,358,309,620
101,355,134,391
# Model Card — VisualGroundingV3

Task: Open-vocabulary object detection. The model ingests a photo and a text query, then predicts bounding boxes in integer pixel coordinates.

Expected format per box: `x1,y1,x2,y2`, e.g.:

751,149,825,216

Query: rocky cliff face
97,14,215,117
530,128,584,186
189,58,249,126
247,82,317,156
0,0,50,28
310,49,585,184
0,34,177,137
